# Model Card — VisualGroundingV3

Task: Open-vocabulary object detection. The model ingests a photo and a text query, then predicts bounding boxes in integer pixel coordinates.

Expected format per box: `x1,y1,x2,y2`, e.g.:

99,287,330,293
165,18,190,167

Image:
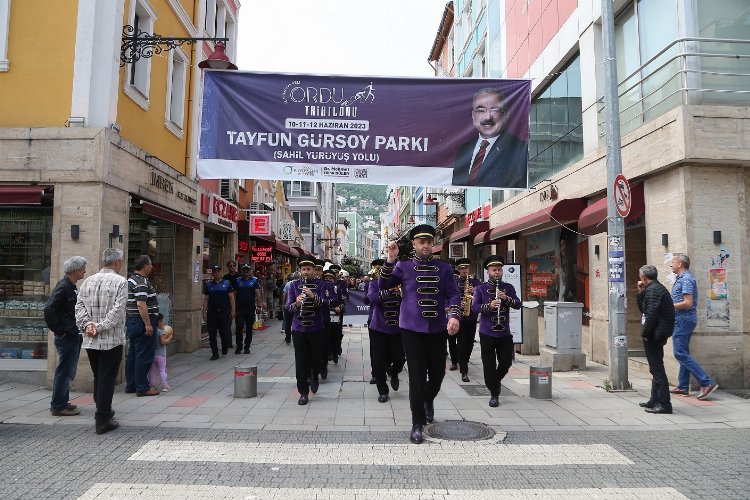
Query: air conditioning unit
219,179,238,202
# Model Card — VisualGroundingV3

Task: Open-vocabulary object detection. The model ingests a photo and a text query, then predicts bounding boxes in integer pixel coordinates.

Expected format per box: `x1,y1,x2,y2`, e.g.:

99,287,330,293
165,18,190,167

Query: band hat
483,255,505,269
409,224,436,240
322,270,335,278
240,264,251,270
298,258,316,267
329,264,342,272
455,257,471,268
314,258,325,268
370,258,385,267
211,265,222,271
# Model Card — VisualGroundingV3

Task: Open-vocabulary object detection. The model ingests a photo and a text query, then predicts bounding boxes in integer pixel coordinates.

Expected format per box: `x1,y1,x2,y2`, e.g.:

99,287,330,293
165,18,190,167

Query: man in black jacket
44,256,87,416
636,264,676,414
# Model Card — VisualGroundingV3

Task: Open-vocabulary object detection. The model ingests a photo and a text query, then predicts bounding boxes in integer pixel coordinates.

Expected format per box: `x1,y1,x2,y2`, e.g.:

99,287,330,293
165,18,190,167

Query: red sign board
465,206,482,226
238,240,249,253
249,214,271,235
251,245,273,263
614,174,632,218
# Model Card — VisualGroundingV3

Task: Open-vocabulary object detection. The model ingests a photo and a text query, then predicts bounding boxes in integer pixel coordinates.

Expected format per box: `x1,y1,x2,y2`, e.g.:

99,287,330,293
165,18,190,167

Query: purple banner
199,71,530,189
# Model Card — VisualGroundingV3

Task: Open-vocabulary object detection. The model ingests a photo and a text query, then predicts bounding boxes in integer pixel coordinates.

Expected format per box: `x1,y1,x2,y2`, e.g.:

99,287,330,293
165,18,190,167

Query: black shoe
449,364,458,371
124,387,136,394
333,354,339,364
285,338,291,345
390,375,400,392
244,348,250,354
310,376,319,394
461,373,470,383
235,347,242,354
210,354,219,361
409,424,424,444
221,347,228,355
298,394,308,405
639,401,657,408
95,419,119,435
378,394,390,403
424,400,434,424
369,377,377,385
645,404,672,414
321,366,328,380
489,396,499,408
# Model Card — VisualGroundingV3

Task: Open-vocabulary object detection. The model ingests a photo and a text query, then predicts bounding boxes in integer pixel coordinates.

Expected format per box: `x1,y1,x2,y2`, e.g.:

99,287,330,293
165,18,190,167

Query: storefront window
129,209,175,325
203,230,226,270
0,208,52,360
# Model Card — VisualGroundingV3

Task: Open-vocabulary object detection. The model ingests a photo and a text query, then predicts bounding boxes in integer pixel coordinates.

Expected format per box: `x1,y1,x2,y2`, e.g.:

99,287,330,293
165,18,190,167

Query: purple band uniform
367,278,402,335
471,280,521,338
285,278,325,333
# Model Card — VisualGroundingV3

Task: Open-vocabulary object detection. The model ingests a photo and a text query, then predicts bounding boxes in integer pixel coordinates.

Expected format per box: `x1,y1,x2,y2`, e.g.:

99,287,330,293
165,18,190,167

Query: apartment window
293,211,312,233
205,0,216,37
125,0,157,109
0,0,10,71
164,48,187,134
528,54,583,187
283,181,312,197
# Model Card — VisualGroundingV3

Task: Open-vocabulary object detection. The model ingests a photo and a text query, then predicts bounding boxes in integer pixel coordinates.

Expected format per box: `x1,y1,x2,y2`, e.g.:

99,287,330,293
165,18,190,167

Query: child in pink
149,314,174,392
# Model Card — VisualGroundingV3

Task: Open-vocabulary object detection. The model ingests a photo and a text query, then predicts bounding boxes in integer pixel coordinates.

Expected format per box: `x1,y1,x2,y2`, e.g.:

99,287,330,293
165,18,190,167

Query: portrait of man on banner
451,88,528,189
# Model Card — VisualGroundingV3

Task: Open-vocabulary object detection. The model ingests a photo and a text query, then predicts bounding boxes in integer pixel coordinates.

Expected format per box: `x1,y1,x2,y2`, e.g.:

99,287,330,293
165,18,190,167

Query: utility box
543,302,583,352
516,301,540,355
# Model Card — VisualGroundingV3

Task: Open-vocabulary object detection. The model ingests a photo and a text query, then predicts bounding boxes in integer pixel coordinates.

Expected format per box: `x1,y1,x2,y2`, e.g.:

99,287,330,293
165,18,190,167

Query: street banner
199,71,530,189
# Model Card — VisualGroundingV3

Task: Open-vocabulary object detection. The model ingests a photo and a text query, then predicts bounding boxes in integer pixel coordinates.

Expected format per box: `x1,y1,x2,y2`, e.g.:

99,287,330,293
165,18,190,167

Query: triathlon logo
281,81,375,119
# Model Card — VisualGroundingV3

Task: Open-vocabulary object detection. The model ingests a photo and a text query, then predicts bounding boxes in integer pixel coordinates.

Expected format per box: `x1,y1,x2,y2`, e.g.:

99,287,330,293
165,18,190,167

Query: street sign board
614,174,631,218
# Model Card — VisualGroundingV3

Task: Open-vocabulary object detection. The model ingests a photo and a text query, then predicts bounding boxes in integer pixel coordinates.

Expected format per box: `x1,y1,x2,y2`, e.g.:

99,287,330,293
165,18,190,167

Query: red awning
432,242,444,254
473,230,491,246
0,186,45,205
142,201,201,230
488,198,587,241
449,220,489,242
292,246,310,257
578,183,645,236
275,240,299,258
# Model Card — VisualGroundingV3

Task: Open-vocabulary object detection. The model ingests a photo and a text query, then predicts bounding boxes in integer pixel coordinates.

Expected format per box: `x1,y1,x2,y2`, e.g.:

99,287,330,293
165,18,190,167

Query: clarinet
493,279,505,332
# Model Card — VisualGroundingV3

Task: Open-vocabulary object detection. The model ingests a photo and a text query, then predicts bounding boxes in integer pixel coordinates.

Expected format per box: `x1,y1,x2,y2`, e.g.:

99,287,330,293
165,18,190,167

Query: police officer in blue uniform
203,265,235,361
234,264,262,354
471,255,521,407
379,224,461,444
455,258,481,382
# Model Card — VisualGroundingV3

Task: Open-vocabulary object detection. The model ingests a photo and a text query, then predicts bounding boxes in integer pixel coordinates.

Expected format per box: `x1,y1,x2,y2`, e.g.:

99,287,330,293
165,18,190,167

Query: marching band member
380,224,461,444
471,255,521,408
328,263,348,364
454,258,481,382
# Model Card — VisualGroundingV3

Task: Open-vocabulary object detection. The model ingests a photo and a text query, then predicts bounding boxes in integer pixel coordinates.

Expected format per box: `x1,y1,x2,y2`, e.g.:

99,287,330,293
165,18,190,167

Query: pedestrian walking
471,255,521,407
203,265,235,360
234,264,261,354
379,224,461,444
124,255,160,396
74,248,127,434
636,264,675,414
286,257,327,405
281,273,298,344
367,265,404,403
455,258,480,382
669,253,718,399
44,255,87,417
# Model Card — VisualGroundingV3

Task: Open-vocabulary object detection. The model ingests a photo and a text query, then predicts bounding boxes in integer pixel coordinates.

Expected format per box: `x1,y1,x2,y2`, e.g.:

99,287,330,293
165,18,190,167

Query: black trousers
446,333,458,365
283,310,293,341
86,345,123,425
479,334,514,397
330,318,344,356
292,330,323,395
370,329,405,396
401,329,448,426
320,321,331,368
207,309,231,355
643,337,671,408
234,306,255,350
457,319,477,374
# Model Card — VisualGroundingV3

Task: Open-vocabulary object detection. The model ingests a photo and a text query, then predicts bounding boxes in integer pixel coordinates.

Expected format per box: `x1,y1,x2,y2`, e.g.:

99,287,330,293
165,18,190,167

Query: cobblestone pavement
1,321,749,498
0,424,748,499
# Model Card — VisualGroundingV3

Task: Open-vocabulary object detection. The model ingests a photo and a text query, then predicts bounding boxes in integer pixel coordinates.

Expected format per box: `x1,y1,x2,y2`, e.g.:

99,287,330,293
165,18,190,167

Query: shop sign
465,207,482,226
251,245,273,263
238,240,249,253
249,214,271,235
177,191,197,205
150,170,174,194
208,194,238,231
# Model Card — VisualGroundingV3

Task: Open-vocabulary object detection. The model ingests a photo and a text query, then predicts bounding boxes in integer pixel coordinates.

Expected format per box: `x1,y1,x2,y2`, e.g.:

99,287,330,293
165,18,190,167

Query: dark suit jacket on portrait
451,133,528,189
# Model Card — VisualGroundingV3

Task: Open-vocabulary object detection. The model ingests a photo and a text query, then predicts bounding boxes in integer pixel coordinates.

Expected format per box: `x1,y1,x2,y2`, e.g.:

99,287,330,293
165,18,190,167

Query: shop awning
488,198,587,241
275,240,299,258
473,230,491,246
0,186,45,205
578,183,645,236
432,242,444,254
142,201,201,230
292,246,310,257
449,221,489,242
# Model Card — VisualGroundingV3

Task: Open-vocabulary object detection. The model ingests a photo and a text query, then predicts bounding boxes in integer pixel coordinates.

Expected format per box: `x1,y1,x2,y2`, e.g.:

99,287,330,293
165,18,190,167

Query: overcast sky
236,0,449,77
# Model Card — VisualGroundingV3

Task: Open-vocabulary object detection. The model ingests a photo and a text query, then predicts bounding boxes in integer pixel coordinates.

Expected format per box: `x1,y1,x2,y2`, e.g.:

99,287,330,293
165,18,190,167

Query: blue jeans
51,334,82,411
673,316,713,389
125,315,158,393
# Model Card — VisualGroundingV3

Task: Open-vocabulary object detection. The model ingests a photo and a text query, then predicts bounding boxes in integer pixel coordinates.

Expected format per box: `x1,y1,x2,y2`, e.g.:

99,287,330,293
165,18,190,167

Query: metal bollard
234,363,257,398
529,365,552,399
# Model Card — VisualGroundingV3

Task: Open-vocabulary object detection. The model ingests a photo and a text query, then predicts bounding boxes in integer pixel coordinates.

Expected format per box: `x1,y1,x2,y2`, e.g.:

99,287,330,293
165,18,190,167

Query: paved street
1,321,749,499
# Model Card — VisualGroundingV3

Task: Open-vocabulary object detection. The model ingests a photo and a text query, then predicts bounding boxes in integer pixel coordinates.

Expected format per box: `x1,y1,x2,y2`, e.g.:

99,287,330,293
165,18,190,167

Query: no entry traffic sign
614,174,631,218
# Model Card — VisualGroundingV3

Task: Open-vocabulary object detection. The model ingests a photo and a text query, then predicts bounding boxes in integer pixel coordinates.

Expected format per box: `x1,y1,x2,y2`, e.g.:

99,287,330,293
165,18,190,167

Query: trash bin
234,363,257,398
517,301,540,355
529,365,552,399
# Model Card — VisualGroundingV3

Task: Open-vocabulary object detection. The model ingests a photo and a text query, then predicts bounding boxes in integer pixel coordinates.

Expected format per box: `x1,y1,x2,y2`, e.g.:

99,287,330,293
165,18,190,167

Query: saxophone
462,276,473,316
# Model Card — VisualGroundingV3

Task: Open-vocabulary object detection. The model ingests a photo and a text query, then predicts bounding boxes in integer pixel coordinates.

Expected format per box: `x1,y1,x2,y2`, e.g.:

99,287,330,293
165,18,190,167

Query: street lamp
120,25,237,69
408,214,437,224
